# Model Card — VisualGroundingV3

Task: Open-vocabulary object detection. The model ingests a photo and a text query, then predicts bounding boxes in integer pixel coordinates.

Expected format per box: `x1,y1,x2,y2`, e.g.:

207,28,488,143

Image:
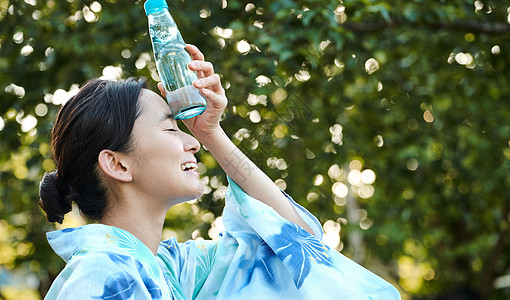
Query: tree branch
480,199,510,298
480,227,508,298
343,19,510,34
430,20,510,33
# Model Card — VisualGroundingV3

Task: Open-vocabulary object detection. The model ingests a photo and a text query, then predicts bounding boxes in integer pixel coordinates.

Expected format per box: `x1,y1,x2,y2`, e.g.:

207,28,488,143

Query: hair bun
39,171,73,224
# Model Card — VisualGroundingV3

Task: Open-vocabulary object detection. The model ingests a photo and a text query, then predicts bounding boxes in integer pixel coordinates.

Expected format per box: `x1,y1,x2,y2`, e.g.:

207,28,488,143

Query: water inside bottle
149,24,179,45
155,44,196,92
149,24,206,119
166,85,206,119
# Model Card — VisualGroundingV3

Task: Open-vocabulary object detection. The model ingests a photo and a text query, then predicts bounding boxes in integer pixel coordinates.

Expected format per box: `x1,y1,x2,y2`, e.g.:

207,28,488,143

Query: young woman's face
127,88,203,205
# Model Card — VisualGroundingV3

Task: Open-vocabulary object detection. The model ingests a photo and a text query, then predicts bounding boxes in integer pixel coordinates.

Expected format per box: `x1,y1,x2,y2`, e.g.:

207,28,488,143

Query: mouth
181,162,198,172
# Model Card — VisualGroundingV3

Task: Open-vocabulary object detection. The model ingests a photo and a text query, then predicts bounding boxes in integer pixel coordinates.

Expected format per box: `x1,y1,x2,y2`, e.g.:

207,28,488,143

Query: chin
193,182,205,199
173,182,204,205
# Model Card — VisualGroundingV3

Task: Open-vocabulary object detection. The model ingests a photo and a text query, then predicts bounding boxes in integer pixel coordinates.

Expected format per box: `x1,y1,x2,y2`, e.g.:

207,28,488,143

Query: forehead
137,89,171,121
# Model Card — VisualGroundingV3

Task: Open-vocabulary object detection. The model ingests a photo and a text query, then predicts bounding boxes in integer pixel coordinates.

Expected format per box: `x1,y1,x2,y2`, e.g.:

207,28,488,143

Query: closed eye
165,129,178,132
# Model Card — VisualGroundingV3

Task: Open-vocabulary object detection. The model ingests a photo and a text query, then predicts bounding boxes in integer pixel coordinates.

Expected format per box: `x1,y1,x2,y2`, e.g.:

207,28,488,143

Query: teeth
181,162,197,171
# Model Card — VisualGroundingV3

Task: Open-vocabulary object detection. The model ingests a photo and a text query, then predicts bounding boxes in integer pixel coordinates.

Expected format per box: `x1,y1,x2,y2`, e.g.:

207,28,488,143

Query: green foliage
1,0,509,298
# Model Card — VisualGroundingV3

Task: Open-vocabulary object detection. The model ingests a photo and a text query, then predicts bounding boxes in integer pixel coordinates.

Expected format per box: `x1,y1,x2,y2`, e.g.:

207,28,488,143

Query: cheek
128,141,150,170
160,135,185,158
132,151,149,171
131,132,184,171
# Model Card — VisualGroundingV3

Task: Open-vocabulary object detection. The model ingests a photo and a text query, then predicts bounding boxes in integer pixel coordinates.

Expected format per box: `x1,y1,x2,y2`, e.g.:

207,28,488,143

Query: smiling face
126,88,203,206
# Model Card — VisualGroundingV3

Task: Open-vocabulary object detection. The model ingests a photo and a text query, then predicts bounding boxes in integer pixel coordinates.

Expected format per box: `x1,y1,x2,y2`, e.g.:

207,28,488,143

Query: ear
98,150,133,182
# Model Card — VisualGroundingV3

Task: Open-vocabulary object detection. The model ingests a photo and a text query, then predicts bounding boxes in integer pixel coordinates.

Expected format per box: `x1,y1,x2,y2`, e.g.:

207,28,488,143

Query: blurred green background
1,0,509,299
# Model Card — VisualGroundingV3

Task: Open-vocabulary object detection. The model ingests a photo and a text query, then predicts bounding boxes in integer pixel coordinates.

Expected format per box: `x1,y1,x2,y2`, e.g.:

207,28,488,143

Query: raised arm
196,127,313,235
160,45,313,235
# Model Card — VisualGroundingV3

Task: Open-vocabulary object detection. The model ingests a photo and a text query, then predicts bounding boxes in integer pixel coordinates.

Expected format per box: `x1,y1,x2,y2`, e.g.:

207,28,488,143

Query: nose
181,131,200,154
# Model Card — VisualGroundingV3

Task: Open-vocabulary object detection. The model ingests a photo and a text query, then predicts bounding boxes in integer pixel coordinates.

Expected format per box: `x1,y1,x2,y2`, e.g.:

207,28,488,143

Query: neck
101,193,169,256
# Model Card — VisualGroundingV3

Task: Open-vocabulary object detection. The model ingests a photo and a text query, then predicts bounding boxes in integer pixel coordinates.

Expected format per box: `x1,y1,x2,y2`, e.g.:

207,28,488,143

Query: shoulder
68,250,142,273
47,251,160,299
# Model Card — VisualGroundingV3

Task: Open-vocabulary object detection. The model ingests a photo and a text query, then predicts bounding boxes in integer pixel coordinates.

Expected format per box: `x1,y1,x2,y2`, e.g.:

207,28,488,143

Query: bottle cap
144,0,168,16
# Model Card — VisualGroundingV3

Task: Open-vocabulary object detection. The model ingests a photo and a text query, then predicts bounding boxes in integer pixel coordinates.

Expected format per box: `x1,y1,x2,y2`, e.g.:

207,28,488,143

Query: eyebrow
159,113,174,122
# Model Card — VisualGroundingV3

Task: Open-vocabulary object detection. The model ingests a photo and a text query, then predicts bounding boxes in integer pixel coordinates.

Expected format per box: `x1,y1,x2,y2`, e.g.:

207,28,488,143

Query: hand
157,44,227,139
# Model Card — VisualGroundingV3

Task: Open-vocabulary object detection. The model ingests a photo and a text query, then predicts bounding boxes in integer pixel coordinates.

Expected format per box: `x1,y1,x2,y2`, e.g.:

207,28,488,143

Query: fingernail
189,62,197,68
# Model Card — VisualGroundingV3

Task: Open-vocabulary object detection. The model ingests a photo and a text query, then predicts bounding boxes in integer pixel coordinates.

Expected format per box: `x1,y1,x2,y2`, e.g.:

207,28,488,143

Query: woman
40,45,400,299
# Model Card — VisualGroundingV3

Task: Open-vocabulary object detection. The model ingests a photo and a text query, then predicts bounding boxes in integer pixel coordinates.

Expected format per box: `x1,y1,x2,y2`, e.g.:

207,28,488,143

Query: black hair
39,77,147,224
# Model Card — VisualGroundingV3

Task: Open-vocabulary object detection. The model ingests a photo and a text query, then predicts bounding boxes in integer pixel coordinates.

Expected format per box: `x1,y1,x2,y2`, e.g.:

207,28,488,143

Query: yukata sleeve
45,252,163,300
220,176,401,300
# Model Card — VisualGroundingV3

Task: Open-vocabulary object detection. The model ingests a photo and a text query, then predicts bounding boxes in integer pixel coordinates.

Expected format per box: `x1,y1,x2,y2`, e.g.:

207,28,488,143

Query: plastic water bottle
144,0,206,119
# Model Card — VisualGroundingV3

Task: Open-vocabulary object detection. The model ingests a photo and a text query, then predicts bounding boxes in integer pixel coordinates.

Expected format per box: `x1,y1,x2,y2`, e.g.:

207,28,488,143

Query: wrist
192,126,228,147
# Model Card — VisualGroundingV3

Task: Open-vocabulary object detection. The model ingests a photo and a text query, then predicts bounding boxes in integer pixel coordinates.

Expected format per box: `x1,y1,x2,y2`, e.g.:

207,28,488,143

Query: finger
157,82,166,97
186,45,206,78
201,88,228,110
193,74,223,92
185,44,205,61
188,61,214,78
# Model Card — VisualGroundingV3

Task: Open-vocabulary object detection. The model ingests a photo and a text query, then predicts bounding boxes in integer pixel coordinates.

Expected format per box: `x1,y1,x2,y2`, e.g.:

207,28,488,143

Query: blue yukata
45,178,401,299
